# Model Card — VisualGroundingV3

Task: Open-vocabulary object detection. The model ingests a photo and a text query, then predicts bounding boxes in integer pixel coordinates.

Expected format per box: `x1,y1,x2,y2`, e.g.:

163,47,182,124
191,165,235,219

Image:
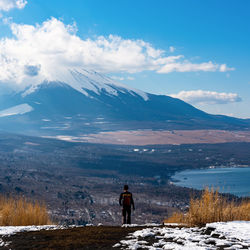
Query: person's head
124,185,129,191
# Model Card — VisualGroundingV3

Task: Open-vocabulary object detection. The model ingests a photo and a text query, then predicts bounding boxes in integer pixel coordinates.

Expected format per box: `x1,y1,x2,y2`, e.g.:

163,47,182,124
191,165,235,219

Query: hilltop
0,222,249,249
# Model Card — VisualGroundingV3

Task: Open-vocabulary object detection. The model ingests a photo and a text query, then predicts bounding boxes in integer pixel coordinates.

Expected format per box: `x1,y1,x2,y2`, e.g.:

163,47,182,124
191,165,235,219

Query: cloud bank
0,18,234,89
0,0,27,11
170,90,242,105
158,62,234,74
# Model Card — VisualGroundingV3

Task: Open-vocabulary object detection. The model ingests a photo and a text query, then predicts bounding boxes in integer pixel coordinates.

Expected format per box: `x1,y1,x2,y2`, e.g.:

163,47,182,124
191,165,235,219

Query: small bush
0,196,51,226
165,188,250,226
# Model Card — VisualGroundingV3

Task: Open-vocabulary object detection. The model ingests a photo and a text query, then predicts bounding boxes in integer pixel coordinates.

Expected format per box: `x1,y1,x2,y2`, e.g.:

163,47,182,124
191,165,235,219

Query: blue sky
0,0,249,118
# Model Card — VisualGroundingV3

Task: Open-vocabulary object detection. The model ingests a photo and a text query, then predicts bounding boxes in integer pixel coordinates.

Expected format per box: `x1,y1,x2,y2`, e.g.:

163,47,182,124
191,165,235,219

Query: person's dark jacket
119,191,135,209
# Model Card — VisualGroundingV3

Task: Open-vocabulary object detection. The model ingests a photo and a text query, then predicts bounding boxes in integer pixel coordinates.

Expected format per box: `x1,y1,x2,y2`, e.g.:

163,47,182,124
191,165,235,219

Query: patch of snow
122,223,162,228
163,223,184,226
0,225,81,247
113,243,121,248
94,121,107,124
0,104,33,117
22,85,39,97
133,228,155,238
116,221,250,249
0,225,60,236
207,221,250,244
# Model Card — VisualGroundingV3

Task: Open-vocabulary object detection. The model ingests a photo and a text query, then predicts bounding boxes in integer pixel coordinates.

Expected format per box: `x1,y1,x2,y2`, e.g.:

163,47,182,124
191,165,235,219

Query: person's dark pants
122,206,131,224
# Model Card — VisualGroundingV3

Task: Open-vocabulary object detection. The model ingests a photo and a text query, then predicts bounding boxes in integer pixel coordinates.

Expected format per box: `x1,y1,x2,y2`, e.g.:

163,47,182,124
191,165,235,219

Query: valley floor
60,129,250,145
0,134,249,225
0,221,249,249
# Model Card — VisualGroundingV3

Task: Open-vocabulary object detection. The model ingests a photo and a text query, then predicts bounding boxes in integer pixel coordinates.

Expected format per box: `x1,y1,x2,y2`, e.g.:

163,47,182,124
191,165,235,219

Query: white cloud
127,76,135,80
0,0,27,11
170,90,242,105
0,18,234,89
111,76,135,81
111,76,125,81
219,64,235,72
157,61,234,74
169,46,175,53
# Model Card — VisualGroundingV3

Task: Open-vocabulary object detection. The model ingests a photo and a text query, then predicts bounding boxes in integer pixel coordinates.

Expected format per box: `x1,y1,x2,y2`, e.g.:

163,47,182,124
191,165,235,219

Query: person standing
119,185,135,224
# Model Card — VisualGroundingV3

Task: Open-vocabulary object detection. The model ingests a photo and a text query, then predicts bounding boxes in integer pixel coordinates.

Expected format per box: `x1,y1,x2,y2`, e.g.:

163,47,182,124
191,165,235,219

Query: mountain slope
0,69,249,136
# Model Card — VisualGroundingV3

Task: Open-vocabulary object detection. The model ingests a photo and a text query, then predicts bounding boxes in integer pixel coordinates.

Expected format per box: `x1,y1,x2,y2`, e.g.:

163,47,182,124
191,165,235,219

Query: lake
173,167,250,197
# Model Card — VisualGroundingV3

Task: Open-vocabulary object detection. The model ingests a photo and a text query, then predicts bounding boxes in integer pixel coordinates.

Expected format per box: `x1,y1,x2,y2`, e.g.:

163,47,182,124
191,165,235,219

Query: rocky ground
115,221,250,249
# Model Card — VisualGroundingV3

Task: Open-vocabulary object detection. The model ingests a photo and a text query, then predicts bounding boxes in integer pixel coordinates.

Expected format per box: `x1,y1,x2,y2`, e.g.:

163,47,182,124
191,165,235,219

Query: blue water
173,167,250,197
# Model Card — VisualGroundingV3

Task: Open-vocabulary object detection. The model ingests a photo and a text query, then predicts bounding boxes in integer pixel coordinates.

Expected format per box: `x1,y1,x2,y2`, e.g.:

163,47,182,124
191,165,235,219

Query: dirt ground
2,226,146,250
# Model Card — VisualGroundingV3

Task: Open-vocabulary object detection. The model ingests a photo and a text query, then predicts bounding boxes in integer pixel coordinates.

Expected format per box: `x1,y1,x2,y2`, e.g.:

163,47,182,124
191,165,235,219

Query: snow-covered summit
21,68,148,101
1,67,249,136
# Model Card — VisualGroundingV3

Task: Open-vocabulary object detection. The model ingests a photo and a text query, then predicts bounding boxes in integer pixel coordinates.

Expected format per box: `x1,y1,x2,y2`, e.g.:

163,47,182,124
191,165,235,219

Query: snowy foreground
0,221,249,249
114,221,250,249
0,225,62,247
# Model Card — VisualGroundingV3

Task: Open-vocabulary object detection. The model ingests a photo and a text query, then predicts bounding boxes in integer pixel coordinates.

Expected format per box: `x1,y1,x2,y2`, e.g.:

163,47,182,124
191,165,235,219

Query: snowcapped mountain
21,68,149,101
0,68,249,136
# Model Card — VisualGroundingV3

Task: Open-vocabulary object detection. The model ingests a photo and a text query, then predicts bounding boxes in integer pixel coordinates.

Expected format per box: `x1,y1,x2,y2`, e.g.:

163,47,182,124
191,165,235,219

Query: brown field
78,129,250,145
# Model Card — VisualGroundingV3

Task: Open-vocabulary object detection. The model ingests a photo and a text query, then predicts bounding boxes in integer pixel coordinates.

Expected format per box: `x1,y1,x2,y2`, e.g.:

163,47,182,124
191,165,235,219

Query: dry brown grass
165,188,250,226
0,196,51,226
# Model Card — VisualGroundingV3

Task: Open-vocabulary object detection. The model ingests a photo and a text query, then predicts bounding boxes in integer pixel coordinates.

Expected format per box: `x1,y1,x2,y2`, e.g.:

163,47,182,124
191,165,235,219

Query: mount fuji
0,68,249,136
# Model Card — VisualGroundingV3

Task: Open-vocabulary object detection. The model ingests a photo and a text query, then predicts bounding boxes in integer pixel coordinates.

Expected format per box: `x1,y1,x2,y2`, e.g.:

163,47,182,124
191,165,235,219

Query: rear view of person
119,185,135,224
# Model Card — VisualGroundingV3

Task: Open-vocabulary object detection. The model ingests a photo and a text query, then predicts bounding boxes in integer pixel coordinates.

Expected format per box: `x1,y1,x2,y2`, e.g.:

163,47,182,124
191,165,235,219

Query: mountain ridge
0,69,249,136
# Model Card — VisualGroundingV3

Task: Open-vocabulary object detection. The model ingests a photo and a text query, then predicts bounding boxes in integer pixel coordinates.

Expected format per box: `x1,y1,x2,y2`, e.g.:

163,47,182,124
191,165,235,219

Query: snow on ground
0,225,61,247
114,221,250,249
0,103,33,117
0,225,62,236
207,221,250,245
0,222,249,249
22,68,149,101
122,224,163,228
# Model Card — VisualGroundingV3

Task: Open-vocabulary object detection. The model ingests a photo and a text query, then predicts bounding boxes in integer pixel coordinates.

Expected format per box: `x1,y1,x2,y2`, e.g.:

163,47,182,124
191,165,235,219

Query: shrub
0,196,51,226
165,188,250,226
